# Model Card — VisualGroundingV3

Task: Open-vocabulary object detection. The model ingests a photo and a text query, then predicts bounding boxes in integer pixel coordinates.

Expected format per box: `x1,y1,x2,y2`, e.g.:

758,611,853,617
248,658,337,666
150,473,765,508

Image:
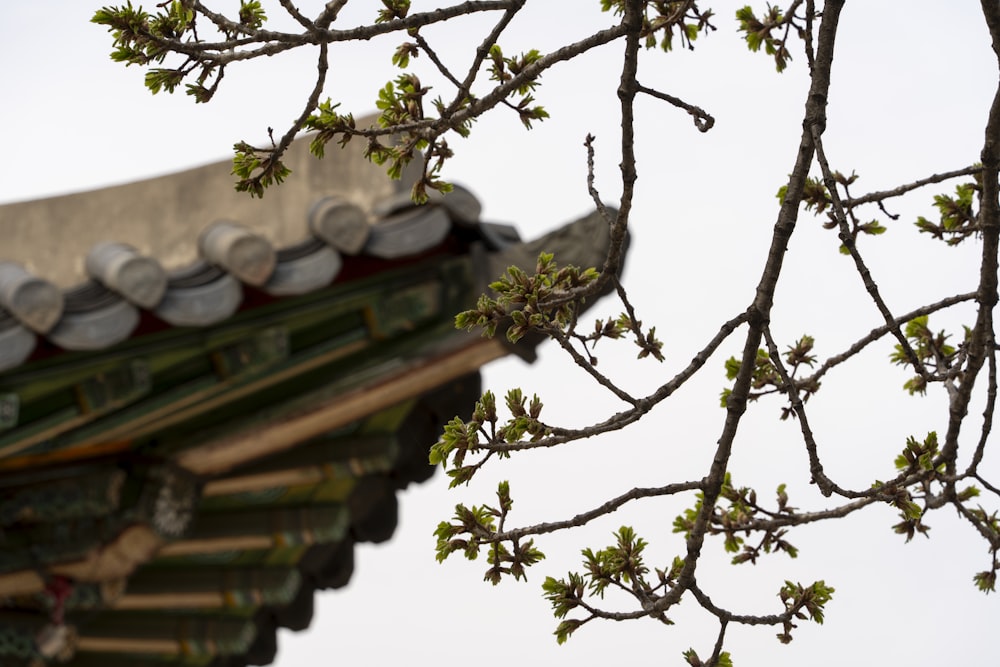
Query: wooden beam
156,535,274,557
112,565,300,609
0,526,162,597
0,570,45,597
76,637,180,654
50,525,163,582
0,336,370,471
176,337,507,475
112,592,226,610
203,467,327,497
86,337,369,449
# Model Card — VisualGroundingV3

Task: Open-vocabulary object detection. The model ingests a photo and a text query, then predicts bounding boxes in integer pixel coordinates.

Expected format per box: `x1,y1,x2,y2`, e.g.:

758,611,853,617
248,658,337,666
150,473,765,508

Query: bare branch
490,480,703,543
414,34,463,88
967,346,998,475
584,133,616,225
844,165,983,208
936,0,1000,472
662,0,848,616
805,292,977,385
488,309,749,453
546,325,639,406
810,125,935,384
277,0,314,30
636,83,715,132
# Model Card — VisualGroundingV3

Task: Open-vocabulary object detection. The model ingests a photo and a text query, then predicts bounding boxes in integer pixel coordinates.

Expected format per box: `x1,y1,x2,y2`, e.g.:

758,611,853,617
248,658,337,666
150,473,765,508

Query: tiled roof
0,130,515,373
0,130,616,666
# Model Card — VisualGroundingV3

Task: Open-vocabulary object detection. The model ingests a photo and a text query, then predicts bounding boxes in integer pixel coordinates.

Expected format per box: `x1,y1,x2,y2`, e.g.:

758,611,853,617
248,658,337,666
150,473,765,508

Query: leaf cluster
915,180,982,245
584,312,664,362
870,478,925,538
736,4,804,72
776,580,835,643
92,1,251,103
889,315,963,395
433,481,545,585
893,431,942,476
358,74,460,201
967,507,999,593
974,565,998,594
429,389,549,487
376,0,411,24
778,171,887,254
488,45,550,129
304,101,356,159
232,139,291,198
861,430,998,589
720,336,819,419
602,1,716,52
581,526,653,599
93,1,192,68
304,92,457,203
683,648,733,667
673,475,800,565
455,252,600,344
542,527,679,644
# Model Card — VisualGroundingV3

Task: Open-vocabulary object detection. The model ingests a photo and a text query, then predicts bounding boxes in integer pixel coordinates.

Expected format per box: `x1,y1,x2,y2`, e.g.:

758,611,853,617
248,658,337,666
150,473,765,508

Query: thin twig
584,134,615,225
763,326,847,497
657,0,848,618
277,0,314,30
487,309,748,453
414,34,464,88
804,292,977,385
546,326,639,406
967,345,998,474
844,165,982,208
487,480,703,542
636,84,714,132
810,124,933,381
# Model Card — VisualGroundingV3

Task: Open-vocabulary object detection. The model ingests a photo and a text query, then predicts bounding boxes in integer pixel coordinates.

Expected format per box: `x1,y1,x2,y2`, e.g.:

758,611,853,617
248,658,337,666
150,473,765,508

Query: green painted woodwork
121,564,302,610
79,610,259,656
12,579,125,618
0,464,197,572
0,467,125,525
75,359,152,414
70,655,214,667
0,251,481,667
0,255,473,467
184,504,349,545
364,280,442,339
200,477,358,511
0,611,50,656
0,394,18,431
230,432,398,475
358,399,416,434
152,544,313,569
209,327,289,380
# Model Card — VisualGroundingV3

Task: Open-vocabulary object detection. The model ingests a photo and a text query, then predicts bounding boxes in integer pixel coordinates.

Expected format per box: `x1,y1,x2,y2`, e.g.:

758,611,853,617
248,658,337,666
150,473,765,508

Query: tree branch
489,480,703,543
635,83,714,132
668,0,845,608
805,292,977,385
843,165,982,208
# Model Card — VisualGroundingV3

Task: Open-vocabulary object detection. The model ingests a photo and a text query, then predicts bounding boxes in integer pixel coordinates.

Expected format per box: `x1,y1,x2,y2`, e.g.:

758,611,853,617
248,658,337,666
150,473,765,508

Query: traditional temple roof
0,128,614,666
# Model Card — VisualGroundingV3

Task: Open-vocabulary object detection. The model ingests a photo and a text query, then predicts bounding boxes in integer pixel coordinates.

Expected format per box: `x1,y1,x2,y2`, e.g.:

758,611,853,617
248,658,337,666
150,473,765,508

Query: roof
0,129,519,372
0,128,615,666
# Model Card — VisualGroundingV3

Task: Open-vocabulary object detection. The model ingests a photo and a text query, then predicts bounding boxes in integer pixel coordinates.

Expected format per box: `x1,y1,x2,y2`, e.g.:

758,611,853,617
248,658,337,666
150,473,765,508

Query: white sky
1,1,997,665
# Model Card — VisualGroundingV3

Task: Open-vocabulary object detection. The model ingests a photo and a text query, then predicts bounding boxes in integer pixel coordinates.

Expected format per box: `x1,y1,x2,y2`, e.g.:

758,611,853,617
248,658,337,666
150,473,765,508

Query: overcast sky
1,2,997,665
